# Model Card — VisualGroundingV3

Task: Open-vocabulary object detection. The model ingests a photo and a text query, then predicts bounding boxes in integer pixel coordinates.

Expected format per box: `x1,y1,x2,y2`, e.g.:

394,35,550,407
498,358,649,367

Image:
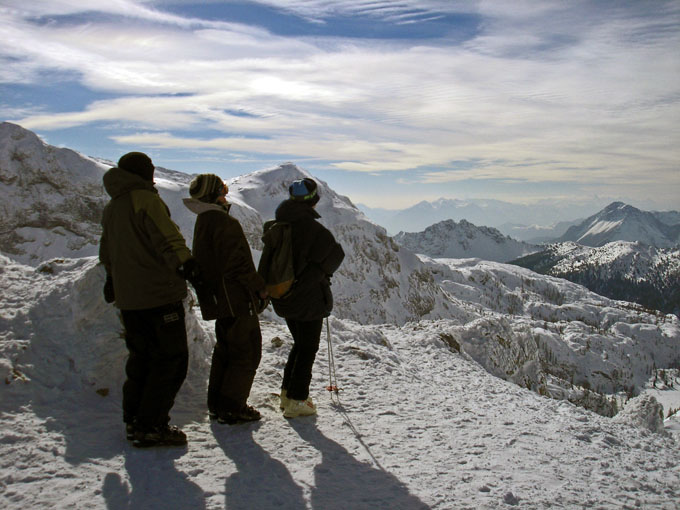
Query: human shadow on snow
102,445,205,510
289,418,430,510
212,421,306,510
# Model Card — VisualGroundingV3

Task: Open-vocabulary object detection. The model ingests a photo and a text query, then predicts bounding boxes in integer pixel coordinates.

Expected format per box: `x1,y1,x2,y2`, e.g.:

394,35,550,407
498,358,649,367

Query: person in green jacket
183,174,268,424
100,151,201,447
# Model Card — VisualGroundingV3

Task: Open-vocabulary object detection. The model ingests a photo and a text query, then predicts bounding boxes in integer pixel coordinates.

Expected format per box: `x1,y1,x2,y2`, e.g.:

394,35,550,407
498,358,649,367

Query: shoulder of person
130,187,167,214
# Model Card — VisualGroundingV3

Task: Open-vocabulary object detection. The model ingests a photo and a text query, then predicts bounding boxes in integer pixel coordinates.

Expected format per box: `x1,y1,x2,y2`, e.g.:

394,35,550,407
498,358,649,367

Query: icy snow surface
1,255,679,510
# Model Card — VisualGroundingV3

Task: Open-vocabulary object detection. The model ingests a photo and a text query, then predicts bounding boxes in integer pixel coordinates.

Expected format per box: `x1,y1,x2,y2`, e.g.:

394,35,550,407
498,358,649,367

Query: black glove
103,275,115,303
180,258,204,290
255,295,270,314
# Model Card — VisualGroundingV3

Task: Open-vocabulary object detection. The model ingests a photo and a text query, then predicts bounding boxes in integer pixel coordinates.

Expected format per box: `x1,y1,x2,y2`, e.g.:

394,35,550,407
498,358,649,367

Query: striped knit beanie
189,174,226,203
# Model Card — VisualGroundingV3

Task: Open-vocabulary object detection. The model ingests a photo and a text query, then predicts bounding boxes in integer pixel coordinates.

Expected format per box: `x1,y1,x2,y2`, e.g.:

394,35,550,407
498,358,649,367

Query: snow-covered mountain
2,123,680,509
510,241,680,317
0,122,200,265
393,219,540,263
0,122,449,326
0,124,673,406
557,201,680,248
224,164,452,325
2,122,679,409
0,122,109,264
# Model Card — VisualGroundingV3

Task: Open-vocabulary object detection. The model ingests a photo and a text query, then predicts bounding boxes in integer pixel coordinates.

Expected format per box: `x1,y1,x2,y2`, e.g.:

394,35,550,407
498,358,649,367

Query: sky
1,0,679,210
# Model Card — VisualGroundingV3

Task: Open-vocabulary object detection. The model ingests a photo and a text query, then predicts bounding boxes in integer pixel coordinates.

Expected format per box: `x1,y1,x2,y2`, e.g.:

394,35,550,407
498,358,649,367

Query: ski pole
325,317,340,396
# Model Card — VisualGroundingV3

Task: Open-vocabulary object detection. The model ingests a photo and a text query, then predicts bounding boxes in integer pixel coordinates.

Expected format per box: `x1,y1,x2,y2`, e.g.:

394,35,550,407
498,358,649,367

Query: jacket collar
182,197,231,215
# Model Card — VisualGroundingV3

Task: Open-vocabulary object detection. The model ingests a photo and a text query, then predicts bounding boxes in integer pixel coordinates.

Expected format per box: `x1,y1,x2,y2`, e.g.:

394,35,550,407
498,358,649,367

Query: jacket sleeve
99,207,112,274
309,226,344,276
140,193,192,270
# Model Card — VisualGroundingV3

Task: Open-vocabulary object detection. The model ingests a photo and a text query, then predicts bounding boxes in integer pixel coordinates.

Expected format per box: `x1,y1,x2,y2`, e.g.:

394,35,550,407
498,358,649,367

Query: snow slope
1,254,679,510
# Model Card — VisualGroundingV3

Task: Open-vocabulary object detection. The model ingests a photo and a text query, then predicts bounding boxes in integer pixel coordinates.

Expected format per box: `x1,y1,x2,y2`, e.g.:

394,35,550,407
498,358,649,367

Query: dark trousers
207,315,262,415
120,302,188,431
282,318,323,401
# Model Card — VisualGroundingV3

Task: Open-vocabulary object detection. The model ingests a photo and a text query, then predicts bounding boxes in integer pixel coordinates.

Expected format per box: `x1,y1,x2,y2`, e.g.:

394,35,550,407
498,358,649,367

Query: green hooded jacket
99,167,192,310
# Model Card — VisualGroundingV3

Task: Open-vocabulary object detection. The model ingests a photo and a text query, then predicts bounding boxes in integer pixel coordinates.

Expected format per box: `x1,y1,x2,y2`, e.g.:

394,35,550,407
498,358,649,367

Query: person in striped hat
184,173,268,424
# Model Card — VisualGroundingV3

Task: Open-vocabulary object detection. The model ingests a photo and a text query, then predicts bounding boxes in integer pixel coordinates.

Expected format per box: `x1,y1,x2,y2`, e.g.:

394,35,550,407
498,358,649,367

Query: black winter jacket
183,198,265,320
269,199,344,321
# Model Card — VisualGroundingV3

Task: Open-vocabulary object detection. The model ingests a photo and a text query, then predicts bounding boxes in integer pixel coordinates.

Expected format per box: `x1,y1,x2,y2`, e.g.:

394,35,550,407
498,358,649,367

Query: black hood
275,198,321,223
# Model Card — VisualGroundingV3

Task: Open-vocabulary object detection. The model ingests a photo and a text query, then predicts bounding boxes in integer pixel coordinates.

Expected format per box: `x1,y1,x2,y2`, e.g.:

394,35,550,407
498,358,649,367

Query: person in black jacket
183,174,268,424
265,178,345,418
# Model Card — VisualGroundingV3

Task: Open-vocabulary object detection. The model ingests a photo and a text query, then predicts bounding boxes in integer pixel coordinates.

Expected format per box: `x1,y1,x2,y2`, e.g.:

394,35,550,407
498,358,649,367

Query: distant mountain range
359,195,671,240
394,219,540,263
392,201,680,316
510,242,680,317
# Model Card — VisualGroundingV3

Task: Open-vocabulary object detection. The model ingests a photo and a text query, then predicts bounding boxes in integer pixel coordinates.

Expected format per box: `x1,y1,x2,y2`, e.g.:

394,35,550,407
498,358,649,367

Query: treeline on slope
510,247,680,318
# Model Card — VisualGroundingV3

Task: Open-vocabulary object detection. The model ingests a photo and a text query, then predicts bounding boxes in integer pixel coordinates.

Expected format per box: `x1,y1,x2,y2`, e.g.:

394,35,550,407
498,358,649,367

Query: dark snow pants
207,315,262,415
121,301,188,431
282,318,323,401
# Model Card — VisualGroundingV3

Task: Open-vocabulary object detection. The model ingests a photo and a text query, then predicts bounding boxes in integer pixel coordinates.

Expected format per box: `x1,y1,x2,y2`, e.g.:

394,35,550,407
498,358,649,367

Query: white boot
283,397,317,418
280,389,290,410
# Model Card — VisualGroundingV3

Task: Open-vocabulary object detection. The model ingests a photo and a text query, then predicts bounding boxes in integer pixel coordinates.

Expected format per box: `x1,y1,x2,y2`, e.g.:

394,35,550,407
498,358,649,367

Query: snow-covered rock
613,394,665,433
420,255,680,416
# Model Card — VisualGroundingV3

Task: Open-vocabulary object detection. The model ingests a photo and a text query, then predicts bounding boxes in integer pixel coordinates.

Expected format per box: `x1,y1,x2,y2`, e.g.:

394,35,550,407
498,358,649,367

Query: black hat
118,152,154,181
289,178,320,206
189,174,226,203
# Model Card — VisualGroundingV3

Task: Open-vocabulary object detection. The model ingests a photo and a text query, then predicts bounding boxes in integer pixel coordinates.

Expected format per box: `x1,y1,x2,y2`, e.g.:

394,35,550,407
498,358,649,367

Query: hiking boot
280,389,290,410
133,425,187,448
125,423,135,441
283,397,317,418
217,405,261,425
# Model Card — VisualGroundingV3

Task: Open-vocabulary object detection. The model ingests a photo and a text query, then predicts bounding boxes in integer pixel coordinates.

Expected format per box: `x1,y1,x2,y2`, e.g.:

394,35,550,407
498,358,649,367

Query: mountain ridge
393,218,540,263
556,201,680,248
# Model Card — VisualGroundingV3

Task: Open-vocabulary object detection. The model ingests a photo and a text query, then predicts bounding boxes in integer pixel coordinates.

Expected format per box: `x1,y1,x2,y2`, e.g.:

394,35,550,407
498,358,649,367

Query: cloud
1,0,679,205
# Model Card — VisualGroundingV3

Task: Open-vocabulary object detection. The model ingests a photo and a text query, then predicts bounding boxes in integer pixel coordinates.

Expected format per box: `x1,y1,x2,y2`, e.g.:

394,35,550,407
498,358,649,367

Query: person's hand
255,294,269,314
103,275,115,303
180,258,204,289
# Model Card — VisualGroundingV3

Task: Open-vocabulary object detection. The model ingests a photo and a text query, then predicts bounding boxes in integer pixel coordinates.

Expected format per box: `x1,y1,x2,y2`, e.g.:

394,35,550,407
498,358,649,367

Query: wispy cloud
1,0,678,206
